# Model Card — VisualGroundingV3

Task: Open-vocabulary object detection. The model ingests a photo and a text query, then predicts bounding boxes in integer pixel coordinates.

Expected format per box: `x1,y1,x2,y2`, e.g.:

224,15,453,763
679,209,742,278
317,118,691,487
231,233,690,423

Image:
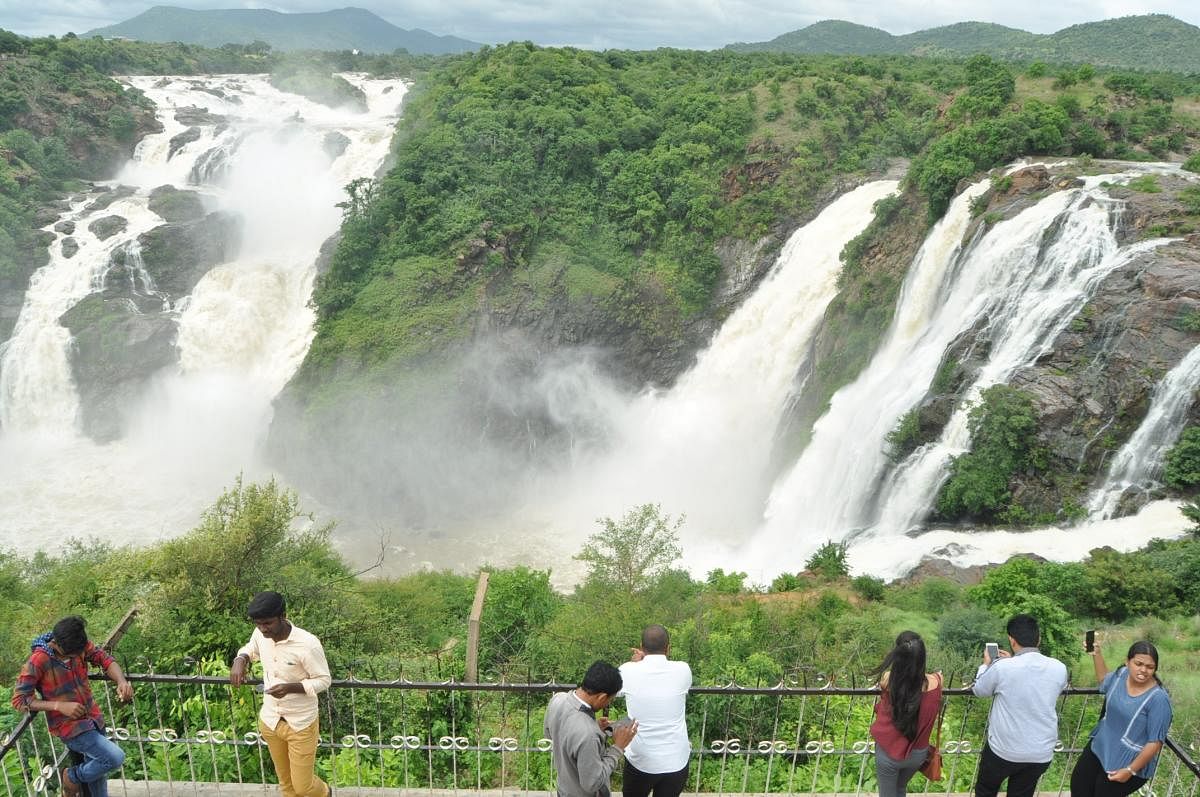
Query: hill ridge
727,13,1200,73
83,5,481,55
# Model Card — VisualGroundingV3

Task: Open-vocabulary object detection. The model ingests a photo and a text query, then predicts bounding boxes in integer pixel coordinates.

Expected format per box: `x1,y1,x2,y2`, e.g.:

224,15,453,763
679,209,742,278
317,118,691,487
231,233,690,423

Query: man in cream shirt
230,591,332,797
618,625,693,797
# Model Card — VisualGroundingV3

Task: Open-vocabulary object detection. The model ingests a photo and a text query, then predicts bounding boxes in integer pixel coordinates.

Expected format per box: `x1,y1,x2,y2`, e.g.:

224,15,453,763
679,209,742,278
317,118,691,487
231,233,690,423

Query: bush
937,605,1003,659
851,575,885,602
1164,426,1200,490
805,540,849,580
936,385,1042,522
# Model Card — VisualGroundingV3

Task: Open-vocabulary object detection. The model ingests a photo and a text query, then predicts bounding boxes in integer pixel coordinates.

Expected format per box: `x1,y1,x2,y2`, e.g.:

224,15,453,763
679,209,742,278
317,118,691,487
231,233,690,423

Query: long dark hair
870,630,927,740
1126,640,1165,688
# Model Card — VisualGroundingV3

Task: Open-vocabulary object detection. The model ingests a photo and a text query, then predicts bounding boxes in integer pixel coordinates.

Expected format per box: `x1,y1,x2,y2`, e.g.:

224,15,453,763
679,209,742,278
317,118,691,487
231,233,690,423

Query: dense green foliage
1164,426,1200,490
936,385,1044,522
300,46,963,394
730,14,1200,74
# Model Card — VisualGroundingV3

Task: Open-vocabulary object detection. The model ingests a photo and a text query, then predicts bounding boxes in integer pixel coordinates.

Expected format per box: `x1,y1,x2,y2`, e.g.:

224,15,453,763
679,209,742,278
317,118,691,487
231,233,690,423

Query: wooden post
465,571,490,683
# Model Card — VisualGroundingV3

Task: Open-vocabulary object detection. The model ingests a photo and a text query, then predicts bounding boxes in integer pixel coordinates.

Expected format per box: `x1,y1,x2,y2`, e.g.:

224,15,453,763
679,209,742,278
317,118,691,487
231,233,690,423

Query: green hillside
728,14,1200,73
83,5,481,55
899,21,1041,56
730,20,897,55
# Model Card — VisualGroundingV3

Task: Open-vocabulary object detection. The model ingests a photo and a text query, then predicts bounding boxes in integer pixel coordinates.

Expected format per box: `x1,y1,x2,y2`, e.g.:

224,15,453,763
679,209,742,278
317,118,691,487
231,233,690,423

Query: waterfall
0,73,406,552
541,181,899,549
745,173,1178,575
1088,343,1200,518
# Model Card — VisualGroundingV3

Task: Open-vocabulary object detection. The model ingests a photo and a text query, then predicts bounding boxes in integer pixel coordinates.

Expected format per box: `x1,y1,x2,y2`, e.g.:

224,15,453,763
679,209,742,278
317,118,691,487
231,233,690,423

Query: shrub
1164,427,1200,490
851,575,885,602
805,540,849,580
936,385,1043,522
937,605,1003,659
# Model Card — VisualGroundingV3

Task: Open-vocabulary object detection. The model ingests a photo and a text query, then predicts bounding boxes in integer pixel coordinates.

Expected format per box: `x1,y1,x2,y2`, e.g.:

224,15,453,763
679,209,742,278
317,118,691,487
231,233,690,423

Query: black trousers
974,743,1051,797
622,761,688,797
1070,743,1147,797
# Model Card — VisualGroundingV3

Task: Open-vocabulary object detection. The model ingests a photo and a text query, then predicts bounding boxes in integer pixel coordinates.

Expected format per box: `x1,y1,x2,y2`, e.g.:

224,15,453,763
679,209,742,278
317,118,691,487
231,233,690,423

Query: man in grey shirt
545,661,639,797
972,614,1068,797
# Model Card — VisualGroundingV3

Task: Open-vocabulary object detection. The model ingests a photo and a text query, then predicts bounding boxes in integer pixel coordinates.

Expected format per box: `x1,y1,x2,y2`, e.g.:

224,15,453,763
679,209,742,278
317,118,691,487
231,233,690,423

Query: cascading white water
1089,343,1200,518
751,179,991,544
0,73,406,552
539,181,899,551
739,172,1182,578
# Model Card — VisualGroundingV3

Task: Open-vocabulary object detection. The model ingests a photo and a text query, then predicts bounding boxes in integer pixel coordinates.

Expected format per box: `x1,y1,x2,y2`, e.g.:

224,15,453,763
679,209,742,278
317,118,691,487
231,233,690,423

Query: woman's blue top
1090,666,1172,779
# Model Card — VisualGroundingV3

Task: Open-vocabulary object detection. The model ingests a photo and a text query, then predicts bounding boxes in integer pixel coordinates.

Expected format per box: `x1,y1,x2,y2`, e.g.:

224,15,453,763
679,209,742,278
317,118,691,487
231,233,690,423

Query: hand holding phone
985,642,1000,663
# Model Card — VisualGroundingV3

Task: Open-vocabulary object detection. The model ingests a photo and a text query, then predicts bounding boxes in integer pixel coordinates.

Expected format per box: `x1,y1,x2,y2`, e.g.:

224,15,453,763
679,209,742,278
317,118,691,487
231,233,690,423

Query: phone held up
985,642,1000,662
1085,629,1095,653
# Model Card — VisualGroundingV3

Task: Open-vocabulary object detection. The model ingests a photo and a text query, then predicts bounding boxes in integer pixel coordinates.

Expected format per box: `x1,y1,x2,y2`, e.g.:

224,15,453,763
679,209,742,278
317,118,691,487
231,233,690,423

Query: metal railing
3,669,1197,796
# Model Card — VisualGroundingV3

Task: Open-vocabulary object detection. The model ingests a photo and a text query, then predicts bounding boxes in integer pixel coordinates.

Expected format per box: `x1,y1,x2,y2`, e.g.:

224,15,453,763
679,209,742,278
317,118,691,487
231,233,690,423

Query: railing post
465,571,490,683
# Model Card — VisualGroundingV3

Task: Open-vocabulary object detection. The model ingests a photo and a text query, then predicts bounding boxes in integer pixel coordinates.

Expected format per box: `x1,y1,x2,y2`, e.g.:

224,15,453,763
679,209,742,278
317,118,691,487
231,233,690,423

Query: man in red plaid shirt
11,616,133,797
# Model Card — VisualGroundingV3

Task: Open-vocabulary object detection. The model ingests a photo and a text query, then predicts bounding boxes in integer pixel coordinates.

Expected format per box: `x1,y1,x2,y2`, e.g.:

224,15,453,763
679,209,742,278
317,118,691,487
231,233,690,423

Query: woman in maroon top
869,631,943,797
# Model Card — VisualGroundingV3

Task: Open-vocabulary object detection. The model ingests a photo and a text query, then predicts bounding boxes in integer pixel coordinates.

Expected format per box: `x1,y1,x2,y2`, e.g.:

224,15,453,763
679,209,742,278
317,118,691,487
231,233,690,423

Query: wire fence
2,666,1198,796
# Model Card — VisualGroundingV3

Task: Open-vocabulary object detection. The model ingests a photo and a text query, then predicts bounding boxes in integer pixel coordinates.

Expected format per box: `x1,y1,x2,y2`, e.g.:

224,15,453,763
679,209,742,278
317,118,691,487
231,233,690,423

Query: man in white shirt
230,591,332,797
971,614,1068,797
618,625,693,797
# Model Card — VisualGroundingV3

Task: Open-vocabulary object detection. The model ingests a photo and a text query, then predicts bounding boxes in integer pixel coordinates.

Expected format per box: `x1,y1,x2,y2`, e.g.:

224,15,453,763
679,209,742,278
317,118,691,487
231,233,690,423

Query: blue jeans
64,729,125,797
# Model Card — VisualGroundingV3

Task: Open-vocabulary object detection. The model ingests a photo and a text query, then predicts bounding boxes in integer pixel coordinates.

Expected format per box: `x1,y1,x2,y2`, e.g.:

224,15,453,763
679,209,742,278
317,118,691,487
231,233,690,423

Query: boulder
168,126,201,159
54,220,75,235
61,237,78,259
322,131,350,161
58,294,179,442
147,185,206,223
135,211,240,299
83,185,135,214
88,215,128,241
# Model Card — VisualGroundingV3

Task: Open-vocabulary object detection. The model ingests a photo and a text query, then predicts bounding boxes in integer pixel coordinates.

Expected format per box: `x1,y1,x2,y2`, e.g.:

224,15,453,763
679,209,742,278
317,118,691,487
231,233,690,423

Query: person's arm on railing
230,633,261,687
103,659,134,703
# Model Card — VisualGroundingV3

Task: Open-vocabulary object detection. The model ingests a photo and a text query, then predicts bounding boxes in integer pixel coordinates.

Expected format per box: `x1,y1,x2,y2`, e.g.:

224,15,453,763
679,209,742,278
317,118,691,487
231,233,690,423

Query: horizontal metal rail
2,673,1195,797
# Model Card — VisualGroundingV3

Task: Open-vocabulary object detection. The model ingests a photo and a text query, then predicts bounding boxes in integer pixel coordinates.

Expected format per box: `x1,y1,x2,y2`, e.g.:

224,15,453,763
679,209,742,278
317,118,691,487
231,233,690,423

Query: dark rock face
148,185,207,223
61,237,78,259
83,185,136,215
136,211,240,298
88,215,128,240
59,295,179,442
168,126,202,159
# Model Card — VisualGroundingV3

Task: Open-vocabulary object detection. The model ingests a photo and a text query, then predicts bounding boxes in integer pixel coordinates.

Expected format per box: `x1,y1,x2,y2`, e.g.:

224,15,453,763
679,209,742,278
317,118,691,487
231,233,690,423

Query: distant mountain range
83,6,481,55
726,14,1200,73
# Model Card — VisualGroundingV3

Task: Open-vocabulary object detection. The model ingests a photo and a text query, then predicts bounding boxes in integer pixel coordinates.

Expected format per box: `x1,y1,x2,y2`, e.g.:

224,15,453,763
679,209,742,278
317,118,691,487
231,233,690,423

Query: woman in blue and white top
1070,640,1172,797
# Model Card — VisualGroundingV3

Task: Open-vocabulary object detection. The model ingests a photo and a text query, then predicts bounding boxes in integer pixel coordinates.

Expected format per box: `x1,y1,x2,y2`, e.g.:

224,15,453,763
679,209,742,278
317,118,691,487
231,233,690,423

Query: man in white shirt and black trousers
230,591,333,797
618,625,693,797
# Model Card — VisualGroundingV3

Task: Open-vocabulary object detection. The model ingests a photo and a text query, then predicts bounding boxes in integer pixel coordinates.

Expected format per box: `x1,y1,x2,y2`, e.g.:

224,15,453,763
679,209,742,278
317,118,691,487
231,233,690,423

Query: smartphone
985,642,1000,661
1085,630,1095,653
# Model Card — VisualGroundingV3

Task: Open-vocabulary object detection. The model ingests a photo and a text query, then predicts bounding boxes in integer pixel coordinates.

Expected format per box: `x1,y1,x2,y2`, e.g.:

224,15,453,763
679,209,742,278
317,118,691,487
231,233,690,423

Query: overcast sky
3,0,1199,50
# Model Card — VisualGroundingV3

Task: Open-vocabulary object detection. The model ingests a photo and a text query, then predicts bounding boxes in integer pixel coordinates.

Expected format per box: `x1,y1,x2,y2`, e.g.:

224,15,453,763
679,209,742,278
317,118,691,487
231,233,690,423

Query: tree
575,504,683,594
805,540,849,580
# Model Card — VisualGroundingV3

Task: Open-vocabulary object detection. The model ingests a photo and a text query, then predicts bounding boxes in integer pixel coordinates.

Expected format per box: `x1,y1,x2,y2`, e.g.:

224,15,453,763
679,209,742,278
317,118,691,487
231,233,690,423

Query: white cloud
2,0,1198,49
